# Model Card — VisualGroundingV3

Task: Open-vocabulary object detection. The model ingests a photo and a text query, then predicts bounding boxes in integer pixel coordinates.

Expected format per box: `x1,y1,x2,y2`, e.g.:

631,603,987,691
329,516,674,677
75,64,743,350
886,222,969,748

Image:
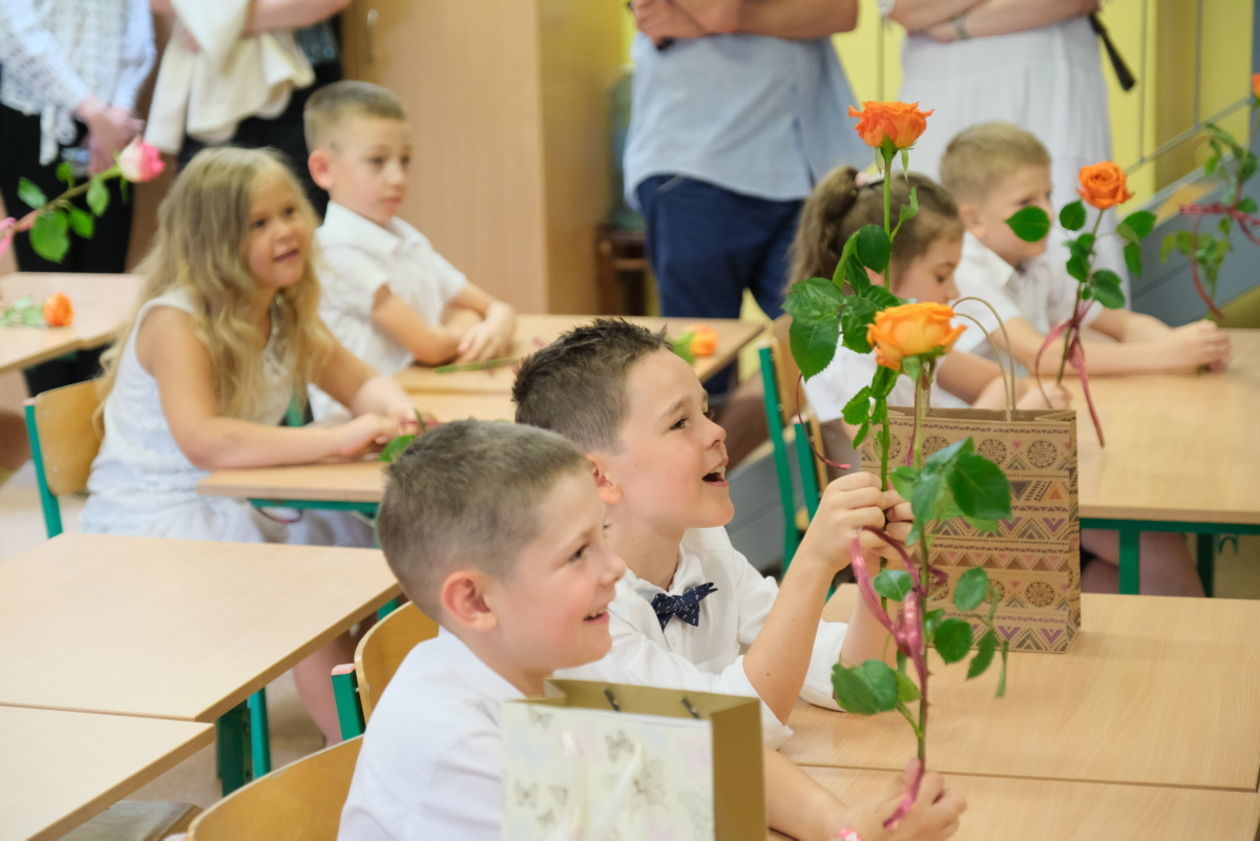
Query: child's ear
588,453,623,505
439,570,498,633
308,149,334,190
957,201,983,233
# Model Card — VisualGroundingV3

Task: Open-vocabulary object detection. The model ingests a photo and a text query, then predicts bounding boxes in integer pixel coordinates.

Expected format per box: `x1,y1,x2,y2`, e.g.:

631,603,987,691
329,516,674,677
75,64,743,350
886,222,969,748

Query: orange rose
42,292,73,327
866,302,965,371
686,323,718,357
1077,162,1133,210
1253,73,1260,98
847,101,934,150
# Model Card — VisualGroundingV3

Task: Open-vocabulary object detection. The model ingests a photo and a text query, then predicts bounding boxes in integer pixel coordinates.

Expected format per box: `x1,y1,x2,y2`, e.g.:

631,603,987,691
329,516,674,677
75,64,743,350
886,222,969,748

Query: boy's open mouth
702,466,727,484
584,609,607,622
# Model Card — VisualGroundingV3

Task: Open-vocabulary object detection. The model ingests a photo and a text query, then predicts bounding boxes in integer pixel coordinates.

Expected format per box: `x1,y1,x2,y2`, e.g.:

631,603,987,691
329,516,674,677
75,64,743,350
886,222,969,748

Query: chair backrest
355,602,439,721
187,737,362,841
23,379,103,537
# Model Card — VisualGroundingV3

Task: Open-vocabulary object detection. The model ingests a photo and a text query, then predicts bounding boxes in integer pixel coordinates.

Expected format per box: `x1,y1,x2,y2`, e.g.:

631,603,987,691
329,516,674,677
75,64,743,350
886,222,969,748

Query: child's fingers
828,470,881,492
884,500,913,522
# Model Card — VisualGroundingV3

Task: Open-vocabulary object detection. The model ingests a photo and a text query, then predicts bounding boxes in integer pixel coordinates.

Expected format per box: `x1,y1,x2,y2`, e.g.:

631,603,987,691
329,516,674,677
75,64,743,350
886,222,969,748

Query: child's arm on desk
995,314,1232,375
766,752,965,841
443,283,515,363
372,285,472,366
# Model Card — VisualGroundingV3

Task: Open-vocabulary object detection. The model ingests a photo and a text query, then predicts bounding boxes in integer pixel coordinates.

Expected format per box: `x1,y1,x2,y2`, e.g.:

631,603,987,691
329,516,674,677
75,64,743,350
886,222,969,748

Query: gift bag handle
953,296,1020,420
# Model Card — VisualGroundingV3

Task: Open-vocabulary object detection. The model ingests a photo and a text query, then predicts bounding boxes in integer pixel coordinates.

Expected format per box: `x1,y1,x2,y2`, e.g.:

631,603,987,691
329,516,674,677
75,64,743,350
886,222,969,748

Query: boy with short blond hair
339,420,965,841
512,319,910,741
942,121,1225,597
303,80,515,420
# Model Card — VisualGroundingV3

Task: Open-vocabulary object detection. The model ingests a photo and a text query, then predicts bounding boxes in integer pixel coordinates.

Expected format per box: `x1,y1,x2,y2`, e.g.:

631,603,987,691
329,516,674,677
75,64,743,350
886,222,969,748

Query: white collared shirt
310,202,467,419
953,233,1100,370
557,527,847,748
338,629,523,841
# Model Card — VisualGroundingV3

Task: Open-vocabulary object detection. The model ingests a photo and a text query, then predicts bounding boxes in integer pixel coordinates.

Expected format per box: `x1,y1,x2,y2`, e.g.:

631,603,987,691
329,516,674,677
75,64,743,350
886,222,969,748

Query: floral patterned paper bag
501,680,764,841
862,406,1082,653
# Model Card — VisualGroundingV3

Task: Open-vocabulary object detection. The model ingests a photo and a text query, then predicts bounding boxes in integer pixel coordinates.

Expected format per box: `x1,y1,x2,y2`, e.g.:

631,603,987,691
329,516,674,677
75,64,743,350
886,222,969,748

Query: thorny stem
1060,210,1105,384
912,370,932,766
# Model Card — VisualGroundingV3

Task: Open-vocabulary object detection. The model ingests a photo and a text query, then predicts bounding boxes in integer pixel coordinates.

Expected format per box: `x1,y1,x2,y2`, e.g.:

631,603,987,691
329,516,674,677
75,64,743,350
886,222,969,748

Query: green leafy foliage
87,178,109,216
894,668,920,703
1118,210,1156,241
1092,269,1126,309
670,332,695,364
378,434,417,463
873,569,913,602
1005,206,1051,243
788,316,839,380
895,438,1011,545
967,629,998,679
953,567,991,612
30,211,69,263
933,618,973,664
67,207,94,238
1058,200,1086,231
832,659,900,715
855,224,890,274
55,162,75,188
17,178,46,210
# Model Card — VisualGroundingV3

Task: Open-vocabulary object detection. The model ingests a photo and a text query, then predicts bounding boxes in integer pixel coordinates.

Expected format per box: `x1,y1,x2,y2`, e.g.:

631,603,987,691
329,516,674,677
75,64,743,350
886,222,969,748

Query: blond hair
939,122,1051,205
98,147,332,418
788,167,964,289
303,80,407,151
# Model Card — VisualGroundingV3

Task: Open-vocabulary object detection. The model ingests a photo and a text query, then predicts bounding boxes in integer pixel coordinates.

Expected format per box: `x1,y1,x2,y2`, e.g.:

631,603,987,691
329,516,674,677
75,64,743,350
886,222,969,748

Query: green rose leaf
947,451,1012,522
1120,209,1156,240
923,608,946,641
1160,230,1194,263
1092,269,1127,309
967,629,999,680
17,178,47,210
855,224,891,274
87,177,110,216
671,333,695,364
378,434,416,463
30,210,70,263
1058,200,1086,232
953,567,991,612
55,161,75,187
783,277,845,322
67,207,94,238
933,618,974,664
789,316,840,380
1066,254,1089,283
839,300,876,355
1005,206,1051,243
842,386,872,426
1237,196,1258,214
889,464,918,503
873,569,913,602
894,667,920,703
1122,241,1143,279
832,660,899,715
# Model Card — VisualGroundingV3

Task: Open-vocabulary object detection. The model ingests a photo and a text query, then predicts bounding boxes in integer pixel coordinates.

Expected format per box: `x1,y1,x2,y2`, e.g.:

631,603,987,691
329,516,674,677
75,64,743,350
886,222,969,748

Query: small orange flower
848,101,934,150
42,292,73,327
1253,73,1260,98
1077,162,1133,210
866,302,964,371
686,323,718,357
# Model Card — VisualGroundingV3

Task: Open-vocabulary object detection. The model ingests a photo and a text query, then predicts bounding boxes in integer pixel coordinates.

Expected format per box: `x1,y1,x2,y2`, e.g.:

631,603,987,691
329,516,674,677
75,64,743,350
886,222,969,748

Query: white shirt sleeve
0,1,91,111
427,246,469,306
319,245,390,322
110,0,156,112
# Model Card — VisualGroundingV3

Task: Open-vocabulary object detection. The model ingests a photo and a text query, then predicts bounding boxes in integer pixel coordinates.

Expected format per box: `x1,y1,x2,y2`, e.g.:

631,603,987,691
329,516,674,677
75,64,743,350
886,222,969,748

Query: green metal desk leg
1117,526,1141,595
247,689,271,776
1195,533,1215,597
376,598,400,620
215,702,251,795
332,667,365,740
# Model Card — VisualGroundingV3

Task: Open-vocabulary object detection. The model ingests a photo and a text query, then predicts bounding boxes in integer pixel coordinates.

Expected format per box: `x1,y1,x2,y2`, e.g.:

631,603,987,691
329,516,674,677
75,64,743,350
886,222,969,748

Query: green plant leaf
836,234,868,292
967,629,998,680
947,451,1012,521
839,301,876,355
890,183,920,241
923,608,945,641
842,386,872,426
1122,241,1142,279
894,668,920,703
855,224,891,274
1160,231,1193,263
1005,206,1051,242
378,434,416,463
873,569,913,602
1238,197,1258,214
1120,210,1156,240
1092,269,1126,309
784,277,845,322
1067,232,1095,261
87,177,110,216
953,567,991,612
856,660,900,712
889,464,918,503
933,618,973,664
30,210,70,263
996,640,1010,697
832,660,898,715
789,316,840,380
1058,200,1086,231
670,333,695,364
55,162,75,187
1066,253,1089,283
17,178,47,210
67,207,94,238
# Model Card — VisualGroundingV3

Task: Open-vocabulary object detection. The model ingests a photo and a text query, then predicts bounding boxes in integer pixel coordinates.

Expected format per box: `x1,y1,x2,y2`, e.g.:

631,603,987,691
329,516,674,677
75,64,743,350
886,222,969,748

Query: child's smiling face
244,168,312,295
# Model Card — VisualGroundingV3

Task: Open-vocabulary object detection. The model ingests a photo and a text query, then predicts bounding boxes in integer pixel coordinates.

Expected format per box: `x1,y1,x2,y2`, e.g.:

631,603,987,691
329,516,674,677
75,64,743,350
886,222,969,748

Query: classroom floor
1,456,1258,817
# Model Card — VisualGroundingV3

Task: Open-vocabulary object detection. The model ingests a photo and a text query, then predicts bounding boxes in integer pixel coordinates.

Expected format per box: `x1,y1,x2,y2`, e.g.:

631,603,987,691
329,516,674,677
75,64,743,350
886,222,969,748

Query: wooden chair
332,602,439,739
23,379,102,538
186,737,363,841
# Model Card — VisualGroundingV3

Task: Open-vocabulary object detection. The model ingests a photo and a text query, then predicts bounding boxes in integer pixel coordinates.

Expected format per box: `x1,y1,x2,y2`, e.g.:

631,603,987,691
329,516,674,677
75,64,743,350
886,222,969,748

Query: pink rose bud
117,139,165,182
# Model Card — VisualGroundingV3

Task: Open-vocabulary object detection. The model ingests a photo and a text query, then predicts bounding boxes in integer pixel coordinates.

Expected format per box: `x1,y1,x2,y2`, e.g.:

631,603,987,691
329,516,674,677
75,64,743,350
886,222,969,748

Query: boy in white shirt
942,121,1225,597
302,81,515,419
512,320,912,743
340,420,965,841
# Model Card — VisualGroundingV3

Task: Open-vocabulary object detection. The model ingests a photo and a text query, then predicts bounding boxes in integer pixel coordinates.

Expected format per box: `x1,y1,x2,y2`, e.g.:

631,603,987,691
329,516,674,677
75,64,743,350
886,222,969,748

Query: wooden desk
1069,329,1260,592
0,272,142,374
781,587,1260,791
0,707,212,841
394,313,764,393
769,767,1260,841
0,534,400,721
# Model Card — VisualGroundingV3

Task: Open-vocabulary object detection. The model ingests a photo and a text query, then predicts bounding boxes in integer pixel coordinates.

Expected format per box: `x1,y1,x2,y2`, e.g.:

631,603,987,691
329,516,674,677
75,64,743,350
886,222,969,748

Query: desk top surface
0,272,142,373
782,587,1260,791
1071,328,1259,524
0,706,213,841
0,533,400,721
395,313,763,392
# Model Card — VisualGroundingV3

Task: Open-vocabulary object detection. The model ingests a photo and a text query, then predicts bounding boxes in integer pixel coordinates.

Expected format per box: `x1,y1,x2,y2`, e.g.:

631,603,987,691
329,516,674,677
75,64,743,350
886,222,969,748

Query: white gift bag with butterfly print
501,679,765,841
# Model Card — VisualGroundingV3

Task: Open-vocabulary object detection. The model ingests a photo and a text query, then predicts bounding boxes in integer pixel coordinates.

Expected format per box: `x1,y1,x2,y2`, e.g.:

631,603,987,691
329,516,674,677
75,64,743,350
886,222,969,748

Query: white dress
81,288,374,545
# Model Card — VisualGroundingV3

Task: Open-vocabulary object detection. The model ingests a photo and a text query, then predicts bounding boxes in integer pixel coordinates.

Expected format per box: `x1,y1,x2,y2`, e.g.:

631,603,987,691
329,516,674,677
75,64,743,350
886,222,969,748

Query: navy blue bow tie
651,582,718,631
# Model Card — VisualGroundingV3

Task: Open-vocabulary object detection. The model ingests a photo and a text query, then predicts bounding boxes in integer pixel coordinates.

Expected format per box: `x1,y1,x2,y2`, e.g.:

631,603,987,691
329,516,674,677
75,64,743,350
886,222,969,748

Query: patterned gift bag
502,680,764,841
862,406,1081,653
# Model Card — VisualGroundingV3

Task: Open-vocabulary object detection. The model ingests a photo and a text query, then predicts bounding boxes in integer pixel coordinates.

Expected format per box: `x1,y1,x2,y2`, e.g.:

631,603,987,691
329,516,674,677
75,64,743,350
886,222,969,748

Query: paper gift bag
501,679,764,841
861,406,1081,653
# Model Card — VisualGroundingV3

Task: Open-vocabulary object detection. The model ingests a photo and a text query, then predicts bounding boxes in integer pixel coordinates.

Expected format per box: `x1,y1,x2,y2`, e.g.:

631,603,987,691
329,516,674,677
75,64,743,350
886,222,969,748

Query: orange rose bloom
686,323,718,357
848,101,934,150
42,292,73,327
866,302,965,371
1077,162,1133,210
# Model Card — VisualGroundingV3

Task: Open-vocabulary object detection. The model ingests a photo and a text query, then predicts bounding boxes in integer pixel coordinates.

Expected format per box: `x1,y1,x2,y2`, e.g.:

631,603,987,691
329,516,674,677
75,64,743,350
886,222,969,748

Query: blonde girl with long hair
82,147,417,738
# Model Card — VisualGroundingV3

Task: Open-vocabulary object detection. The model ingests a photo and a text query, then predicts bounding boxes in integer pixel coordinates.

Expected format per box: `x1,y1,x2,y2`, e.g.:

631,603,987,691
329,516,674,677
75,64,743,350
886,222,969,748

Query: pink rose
117,139,165,182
